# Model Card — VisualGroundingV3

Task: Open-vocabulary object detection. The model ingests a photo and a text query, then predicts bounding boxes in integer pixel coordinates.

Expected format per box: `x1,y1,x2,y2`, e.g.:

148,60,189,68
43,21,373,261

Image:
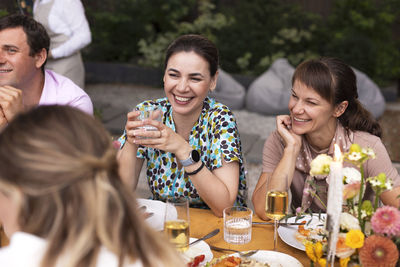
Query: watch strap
180,150,200,167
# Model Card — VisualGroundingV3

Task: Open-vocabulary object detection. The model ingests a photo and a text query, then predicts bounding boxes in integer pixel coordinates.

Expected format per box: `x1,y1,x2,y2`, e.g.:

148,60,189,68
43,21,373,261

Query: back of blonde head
0,105,184,267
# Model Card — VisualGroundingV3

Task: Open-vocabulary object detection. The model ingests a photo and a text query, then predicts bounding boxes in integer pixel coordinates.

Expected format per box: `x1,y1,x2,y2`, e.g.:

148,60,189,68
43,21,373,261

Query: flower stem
310,191,327,210
374,189,380,211
357,164,365,231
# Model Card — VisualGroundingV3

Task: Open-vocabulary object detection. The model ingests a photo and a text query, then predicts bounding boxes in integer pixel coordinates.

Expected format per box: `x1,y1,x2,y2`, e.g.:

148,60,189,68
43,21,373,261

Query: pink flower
371,206,400,237
342,182,361,200
112,140,121,149
295,207,302,215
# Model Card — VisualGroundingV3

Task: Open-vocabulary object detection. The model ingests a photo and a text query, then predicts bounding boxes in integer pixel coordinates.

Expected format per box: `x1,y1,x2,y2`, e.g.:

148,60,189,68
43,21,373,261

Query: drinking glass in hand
137,106,162,139
164,198,190,252
265,177,289,250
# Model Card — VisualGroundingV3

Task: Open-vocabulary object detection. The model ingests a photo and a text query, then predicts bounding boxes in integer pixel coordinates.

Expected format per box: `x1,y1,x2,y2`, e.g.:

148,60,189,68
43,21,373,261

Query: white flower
362,147,376,159
347,152,362,161
310,154,332,176
342,167,361,184
340,212,361,231
369,179,381,187
361,210,368,219
385,181,393,190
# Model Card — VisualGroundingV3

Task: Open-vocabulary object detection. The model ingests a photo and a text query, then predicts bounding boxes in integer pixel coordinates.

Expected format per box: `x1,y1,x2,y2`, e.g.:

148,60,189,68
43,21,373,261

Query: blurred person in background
33,0,91,89
0,105,185,267
0,14,93,130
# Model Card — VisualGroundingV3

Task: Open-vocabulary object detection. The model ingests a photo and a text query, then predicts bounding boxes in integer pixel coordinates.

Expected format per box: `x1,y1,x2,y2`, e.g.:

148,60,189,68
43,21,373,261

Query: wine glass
164,198,190,252
265,176,289,250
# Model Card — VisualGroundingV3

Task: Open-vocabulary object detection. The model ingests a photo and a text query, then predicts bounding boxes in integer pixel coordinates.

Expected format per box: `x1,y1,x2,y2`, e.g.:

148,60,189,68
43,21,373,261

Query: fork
209,245,259,257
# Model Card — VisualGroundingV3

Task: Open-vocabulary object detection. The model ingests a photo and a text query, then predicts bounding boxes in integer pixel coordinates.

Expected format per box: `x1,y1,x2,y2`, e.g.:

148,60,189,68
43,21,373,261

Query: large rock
352,67,386,118
209,68,246,110
245,58,294,115
245,58,386,118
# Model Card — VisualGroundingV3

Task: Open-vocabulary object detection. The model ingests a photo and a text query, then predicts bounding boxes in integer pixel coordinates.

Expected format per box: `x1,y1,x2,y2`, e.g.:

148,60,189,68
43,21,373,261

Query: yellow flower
305,242,317,262
339,257,350,267
317,258,326,267
314,242,324,259
345,229,364,249
349,144,362,153
305,241,326,265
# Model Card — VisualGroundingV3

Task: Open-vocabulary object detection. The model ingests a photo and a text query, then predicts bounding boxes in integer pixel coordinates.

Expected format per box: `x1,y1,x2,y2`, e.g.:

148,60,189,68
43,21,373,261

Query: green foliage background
2,0,400,86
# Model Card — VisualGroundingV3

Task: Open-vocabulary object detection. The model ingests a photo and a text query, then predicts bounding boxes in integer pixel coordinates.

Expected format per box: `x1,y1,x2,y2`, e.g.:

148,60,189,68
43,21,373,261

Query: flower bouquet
301,144,400,267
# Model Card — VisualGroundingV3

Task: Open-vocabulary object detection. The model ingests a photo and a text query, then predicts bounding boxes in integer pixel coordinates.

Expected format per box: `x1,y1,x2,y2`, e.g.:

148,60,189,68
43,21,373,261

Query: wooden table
190,208,311,266
1,209,337,266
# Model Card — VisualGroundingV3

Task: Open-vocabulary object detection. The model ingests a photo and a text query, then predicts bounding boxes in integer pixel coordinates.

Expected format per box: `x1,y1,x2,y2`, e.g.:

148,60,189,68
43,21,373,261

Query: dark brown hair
164,34,219,77
0,13,50,71
292,57,382,137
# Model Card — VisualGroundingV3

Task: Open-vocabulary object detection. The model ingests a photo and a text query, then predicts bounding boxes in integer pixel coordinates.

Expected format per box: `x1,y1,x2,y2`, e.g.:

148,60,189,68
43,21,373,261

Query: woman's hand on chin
276,115,302,152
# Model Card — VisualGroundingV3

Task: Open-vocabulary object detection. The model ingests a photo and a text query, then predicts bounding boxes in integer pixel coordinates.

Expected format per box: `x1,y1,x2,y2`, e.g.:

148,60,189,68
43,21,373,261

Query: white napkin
136,198,177,231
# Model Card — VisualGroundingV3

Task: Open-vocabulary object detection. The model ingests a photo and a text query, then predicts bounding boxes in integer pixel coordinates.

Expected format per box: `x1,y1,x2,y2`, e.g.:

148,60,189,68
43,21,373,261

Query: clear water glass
223,206,252,244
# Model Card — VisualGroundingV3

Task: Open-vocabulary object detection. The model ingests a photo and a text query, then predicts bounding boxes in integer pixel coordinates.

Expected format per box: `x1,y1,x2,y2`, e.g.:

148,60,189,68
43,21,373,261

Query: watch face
191,150,200,162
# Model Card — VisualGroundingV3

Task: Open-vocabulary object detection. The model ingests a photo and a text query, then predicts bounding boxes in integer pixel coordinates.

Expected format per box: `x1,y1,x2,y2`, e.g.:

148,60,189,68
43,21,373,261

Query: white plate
183,238,213,266
230,250,303,267
136,198,170,231
277,213,326,251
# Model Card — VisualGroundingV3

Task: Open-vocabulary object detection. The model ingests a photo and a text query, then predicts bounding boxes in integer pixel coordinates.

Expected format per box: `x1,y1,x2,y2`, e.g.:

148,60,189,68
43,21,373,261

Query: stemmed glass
265,176,289,250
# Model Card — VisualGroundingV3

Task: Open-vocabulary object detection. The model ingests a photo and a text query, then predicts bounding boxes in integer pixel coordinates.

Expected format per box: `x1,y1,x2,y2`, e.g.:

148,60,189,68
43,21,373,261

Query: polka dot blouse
118,97,247,208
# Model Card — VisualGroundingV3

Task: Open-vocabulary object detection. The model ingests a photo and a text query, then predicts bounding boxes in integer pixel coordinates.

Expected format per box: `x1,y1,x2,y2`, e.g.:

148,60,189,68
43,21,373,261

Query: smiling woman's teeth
175,96,190,102
294,117,309,122
0,69,12,73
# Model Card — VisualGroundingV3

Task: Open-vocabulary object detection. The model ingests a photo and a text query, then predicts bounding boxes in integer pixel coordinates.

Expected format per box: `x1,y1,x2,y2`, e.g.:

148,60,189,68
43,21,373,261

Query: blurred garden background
1,0,400,89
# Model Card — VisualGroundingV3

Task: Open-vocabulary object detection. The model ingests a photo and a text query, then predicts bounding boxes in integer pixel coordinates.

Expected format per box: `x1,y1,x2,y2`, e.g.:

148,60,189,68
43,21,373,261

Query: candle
326,144,343,266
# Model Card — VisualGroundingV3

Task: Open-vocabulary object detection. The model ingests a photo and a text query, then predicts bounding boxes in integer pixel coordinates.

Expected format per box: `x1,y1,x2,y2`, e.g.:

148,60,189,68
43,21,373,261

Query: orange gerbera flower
359,235,399,267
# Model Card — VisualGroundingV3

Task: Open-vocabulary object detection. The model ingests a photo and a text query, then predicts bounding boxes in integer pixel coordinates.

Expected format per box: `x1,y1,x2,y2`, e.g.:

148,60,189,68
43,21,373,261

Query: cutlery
252,221,306,226
189,228,220,246
209,245,259,257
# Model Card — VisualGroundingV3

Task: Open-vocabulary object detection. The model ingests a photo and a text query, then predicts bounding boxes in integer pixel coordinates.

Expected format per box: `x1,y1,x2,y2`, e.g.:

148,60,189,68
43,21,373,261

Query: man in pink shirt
0,14,93,129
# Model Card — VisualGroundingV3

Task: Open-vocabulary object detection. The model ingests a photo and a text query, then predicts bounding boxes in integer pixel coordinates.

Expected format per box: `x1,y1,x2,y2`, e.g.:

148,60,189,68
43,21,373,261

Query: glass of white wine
265,176,289,251
164,198,190,252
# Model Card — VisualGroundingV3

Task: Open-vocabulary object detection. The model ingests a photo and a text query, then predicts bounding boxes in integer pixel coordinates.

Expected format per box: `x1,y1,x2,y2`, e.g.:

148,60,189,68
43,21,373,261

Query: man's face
0,27,40,89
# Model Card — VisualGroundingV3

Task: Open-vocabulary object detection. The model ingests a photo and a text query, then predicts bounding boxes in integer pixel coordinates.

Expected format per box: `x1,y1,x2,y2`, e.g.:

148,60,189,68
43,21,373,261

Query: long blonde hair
0,105,184,267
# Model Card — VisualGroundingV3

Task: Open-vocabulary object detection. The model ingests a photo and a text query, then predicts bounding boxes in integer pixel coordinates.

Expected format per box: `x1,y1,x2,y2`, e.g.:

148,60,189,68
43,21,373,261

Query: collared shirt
39,69,93,114
119,97,247,207
33,0,91,59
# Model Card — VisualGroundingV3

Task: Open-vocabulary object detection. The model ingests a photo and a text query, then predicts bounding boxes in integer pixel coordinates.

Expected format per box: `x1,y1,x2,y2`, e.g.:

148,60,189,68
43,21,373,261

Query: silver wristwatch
179,150,200,167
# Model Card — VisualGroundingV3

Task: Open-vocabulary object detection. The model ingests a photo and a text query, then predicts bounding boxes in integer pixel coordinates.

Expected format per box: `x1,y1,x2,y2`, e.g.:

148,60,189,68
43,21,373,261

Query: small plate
277,213,326,251
229,250,303,267
183,238,213,266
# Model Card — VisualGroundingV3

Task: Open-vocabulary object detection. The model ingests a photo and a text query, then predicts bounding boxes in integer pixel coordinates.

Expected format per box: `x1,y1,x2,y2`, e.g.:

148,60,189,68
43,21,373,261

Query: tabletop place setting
131,194,310,267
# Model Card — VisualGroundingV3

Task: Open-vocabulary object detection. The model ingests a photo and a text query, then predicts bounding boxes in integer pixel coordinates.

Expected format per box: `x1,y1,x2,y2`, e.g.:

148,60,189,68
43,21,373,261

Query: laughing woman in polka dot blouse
252,57,400,220
117,34,246,217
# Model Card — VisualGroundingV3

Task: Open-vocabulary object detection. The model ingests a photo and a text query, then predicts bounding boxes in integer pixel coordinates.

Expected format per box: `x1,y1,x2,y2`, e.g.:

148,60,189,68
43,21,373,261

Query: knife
252,221,306,226
189,228,220,246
